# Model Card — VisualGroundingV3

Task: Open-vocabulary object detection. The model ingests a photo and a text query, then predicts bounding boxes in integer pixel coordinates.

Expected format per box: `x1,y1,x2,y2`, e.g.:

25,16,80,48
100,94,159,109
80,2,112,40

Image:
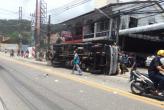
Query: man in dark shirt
148,50,164,93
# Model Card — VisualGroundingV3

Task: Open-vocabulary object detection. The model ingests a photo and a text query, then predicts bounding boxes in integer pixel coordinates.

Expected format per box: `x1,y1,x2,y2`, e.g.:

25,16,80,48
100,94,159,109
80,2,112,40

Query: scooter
129,63,164,97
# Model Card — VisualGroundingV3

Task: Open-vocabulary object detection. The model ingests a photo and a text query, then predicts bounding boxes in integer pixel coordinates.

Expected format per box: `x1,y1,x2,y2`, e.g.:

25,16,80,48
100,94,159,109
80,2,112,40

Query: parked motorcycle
129,63,164,97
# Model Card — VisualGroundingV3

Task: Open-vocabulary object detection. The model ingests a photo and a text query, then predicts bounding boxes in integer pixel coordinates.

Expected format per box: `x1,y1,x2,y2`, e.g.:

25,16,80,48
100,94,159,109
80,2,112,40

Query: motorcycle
129,63,164,97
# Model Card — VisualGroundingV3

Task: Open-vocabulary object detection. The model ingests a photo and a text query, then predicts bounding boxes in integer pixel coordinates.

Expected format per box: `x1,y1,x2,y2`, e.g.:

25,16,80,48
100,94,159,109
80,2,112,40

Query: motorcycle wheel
131,81,144,95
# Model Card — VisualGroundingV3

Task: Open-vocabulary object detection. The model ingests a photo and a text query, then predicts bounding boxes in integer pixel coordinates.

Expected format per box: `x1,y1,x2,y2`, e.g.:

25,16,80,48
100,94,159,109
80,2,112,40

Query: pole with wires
47,15,51,50
34,0,41,59
18,6,22,52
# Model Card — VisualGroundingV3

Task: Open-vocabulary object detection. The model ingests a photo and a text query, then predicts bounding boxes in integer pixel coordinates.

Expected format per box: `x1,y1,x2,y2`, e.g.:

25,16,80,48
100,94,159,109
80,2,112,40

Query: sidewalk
14,56,47,65
0,52,148,77
0,52,47,65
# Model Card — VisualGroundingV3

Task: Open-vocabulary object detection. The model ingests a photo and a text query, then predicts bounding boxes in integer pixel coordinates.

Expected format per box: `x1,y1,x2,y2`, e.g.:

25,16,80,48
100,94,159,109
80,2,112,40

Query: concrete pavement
0,52,47,65
0,55,163,110
0,52,150,92
0,52,164,109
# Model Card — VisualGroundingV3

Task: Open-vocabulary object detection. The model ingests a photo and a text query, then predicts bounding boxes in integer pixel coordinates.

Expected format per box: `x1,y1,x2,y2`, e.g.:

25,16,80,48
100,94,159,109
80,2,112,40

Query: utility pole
47,15,51,50
40,0,47,48
34,0,47,58
18,6,22,52
30,13,35,46
19,6,22,20
34,0,41,58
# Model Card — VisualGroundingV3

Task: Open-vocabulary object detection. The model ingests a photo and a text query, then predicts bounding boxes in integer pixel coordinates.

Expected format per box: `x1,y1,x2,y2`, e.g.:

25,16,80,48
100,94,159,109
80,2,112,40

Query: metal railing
84,33,94,39
96,30,110,37
84,30,111,39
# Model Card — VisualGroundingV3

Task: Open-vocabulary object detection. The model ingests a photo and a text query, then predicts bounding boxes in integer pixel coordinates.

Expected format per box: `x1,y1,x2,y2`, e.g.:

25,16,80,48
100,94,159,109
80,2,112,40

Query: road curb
15,57,48,66
0,52,47,66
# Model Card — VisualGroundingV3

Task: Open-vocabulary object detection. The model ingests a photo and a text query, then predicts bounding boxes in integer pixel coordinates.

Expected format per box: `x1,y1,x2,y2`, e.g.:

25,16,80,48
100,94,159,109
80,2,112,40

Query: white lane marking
54,80,59,82
44,69,51,71
80,90,84,93
113,91,118,94
84,76,88,79
0,100,4,110
0,103,4,110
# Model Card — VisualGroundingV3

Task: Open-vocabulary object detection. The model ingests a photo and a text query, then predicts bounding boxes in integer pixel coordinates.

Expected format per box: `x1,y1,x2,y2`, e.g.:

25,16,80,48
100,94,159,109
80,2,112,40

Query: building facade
54,1,164,54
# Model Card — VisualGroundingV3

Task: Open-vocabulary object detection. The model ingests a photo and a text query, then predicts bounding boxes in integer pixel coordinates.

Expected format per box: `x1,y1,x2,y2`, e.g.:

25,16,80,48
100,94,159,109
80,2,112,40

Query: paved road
0,56,163,110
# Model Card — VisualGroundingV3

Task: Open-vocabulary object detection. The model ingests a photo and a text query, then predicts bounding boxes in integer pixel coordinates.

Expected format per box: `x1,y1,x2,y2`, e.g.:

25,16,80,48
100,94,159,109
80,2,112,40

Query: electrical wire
49,0,91,17
111,1,164,19
114,2,161,15
135,1,164,19
48,0,90,13
0,8,18,14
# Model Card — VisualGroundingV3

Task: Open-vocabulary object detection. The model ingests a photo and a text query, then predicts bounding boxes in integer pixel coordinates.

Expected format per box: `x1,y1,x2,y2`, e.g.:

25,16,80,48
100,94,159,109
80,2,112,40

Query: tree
0,19,31,44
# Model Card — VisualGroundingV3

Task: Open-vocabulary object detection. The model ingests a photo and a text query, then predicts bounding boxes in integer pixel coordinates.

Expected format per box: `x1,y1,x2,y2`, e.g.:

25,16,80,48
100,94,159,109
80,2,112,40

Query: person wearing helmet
148,50,164,94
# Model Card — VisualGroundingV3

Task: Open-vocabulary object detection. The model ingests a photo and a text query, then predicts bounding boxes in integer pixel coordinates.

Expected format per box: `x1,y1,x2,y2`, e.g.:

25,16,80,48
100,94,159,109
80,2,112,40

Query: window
129,17,138,28
148,16,156,25
99,20,109,31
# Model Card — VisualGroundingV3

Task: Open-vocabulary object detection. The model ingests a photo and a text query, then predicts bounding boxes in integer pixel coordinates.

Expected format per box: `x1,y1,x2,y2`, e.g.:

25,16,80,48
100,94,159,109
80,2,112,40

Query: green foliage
0,19,31,44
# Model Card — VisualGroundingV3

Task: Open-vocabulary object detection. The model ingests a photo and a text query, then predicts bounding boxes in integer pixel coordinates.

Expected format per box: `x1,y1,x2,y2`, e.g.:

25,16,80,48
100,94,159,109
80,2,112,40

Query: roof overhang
119,22,164,35
59,0,161,26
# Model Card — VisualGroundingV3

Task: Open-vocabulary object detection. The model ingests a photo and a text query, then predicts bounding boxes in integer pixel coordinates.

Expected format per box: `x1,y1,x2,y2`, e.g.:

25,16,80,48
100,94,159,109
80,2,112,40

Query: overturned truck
51,1,161,75
52,43,118,75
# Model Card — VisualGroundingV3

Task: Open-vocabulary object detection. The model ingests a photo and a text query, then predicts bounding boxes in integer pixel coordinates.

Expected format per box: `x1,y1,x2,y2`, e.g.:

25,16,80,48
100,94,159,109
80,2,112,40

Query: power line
48,0,89,13
51,0,164,20
0,7,32,20
111,0,164,19
136,1,164,19
0,8,17,14
49,0,91,17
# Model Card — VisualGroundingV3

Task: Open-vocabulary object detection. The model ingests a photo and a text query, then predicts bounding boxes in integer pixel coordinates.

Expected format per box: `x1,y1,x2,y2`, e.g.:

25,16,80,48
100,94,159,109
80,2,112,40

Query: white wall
119,3,164,29
0,43,18,51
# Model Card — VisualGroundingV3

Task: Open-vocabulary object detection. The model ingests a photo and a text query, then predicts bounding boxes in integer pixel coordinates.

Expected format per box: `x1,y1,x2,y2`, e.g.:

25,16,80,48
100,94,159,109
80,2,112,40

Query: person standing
10,49,14,57
72,49,82,75
46,49,53,65
119,52,128,74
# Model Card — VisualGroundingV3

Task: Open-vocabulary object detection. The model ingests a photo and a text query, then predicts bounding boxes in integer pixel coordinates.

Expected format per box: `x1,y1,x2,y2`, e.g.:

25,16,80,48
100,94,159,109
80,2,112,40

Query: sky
0,0,133,23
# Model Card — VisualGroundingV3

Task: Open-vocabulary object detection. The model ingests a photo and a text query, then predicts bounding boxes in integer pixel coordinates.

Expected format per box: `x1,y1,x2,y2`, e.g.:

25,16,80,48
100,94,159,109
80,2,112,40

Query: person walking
72,49,82,75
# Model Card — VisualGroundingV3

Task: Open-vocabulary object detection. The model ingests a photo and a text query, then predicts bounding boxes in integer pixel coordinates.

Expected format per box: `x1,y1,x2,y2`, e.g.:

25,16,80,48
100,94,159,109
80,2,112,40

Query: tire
131,81,144,95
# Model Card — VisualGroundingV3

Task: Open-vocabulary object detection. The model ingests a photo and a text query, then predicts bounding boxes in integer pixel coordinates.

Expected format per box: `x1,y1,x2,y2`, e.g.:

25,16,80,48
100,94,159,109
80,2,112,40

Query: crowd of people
9,49,30,58
8,49,47,61
16,50,29,58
